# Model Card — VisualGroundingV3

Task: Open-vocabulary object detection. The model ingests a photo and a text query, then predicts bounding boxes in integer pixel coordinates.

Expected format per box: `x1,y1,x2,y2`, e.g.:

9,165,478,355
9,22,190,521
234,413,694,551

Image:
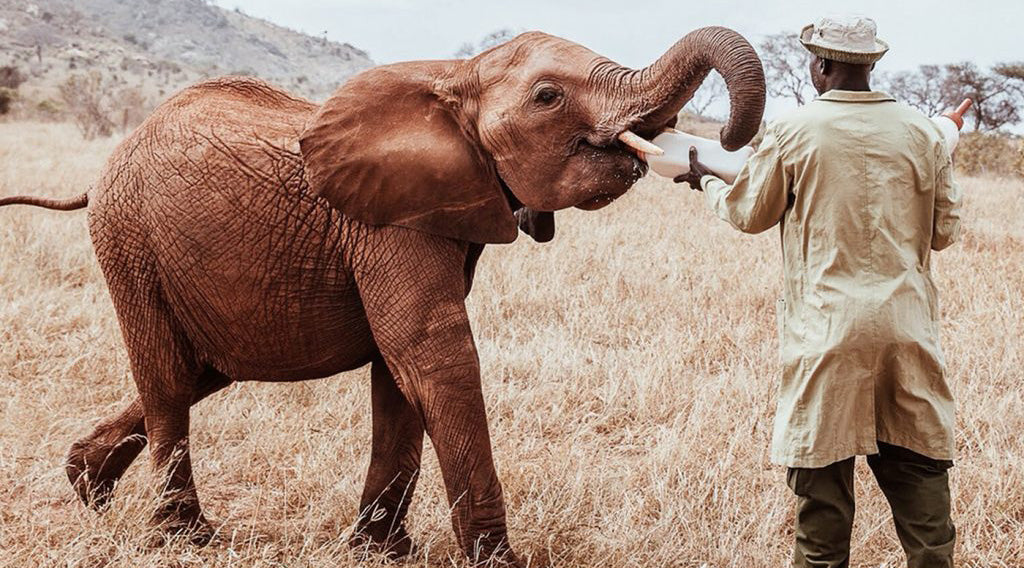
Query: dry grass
0,122,1022,567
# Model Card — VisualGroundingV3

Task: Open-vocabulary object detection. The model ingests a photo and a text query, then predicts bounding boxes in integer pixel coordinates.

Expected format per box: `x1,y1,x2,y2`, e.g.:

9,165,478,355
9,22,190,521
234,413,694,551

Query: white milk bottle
641,98,973,182
932,99,973,155
645,128,754,183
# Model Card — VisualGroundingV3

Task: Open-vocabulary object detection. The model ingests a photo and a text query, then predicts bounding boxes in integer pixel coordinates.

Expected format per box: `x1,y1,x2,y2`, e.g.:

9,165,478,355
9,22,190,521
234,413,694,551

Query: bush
36,98,63,118
0,65,26,89
59,72,116,139
954,132,1023,178
114,87,148,131
0,87,16,114
1017,139,1024,178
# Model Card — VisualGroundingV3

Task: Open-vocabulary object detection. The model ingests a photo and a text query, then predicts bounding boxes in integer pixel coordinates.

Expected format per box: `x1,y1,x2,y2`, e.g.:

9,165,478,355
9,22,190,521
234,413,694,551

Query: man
677,16,962,568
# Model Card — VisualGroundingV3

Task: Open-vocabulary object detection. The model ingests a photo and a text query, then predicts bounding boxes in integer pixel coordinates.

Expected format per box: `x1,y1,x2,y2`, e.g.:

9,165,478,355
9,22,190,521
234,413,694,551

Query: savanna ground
0,121,1021,567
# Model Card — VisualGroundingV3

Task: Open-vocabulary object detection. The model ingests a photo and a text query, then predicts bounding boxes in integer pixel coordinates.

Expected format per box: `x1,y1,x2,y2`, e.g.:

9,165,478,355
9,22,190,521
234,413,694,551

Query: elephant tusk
618,131,665,156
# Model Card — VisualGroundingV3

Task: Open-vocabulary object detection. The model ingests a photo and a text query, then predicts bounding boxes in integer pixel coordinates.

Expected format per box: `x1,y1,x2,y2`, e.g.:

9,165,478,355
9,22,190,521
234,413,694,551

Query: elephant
0,27,764,564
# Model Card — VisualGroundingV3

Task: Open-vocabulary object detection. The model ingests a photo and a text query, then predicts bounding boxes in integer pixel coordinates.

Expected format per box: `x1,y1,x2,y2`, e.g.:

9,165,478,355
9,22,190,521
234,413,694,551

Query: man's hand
673,146,715,191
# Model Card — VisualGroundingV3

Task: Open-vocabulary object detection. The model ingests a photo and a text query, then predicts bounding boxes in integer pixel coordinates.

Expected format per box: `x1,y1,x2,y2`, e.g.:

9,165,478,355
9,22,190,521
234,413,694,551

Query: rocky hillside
0,0,374,106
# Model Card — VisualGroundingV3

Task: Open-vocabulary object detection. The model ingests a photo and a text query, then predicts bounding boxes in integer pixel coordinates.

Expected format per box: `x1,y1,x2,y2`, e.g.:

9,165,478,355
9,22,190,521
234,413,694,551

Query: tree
0,66,26,90
116,87,149,132
59,72,116,139
0,88,15,115
879,65,949,117
16,22,59,62
879,62,1024,131
943,61,1023,131
454,28,520,58
995,62,1024,82
686,71,727,118
759,33,814,105
0,66,26,116
993,61,1024,113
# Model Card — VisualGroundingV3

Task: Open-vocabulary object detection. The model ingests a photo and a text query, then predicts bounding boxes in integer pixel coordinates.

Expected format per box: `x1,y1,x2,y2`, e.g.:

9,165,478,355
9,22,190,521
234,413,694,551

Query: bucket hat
800,15,889,64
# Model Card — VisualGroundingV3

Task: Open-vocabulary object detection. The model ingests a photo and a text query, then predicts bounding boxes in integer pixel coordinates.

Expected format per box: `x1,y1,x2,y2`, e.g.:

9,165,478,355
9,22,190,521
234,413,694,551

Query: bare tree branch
686,72,727,118
878,65,949,117
944,61,1022,131
759,33,814,106
454,28,520,58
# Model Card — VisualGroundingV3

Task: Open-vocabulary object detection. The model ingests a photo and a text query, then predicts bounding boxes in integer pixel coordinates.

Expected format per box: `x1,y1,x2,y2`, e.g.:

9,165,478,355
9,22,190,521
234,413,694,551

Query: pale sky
212,0,1021,118
214,0,1020,68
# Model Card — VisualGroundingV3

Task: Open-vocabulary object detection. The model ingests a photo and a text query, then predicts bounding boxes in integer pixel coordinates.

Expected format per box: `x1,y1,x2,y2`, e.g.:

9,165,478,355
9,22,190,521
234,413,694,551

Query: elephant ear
299,62,518,244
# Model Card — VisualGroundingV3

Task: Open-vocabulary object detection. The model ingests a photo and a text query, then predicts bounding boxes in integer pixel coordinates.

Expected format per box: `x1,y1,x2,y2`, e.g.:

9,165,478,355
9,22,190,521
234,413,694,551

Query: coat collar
816,90,896,103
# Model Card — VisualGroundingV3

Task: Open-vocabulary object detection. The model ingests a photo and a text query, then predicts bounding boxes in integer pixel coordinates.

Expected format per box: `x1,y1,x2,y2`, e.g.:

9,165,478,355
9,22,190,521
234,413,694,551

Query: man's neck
825,77,872,92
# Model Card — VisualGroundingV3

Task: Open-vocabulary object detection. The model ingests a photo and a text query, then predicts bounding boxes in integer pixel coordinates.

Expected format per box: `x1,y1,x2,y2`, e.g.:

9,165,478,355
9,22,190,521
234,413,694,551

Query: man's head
800,16,888,94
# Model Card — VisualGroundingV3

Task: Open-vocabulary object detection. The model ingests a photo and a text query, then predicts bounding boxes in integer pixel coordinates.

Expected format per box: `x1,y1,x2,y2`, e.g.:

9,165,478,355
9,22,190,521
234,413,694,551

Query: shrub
59,72,116,139
114,87,148,132
0,65,26,89
1017,139,1024,178
954,132,1023,178
0,87,16,114
36,98,63,118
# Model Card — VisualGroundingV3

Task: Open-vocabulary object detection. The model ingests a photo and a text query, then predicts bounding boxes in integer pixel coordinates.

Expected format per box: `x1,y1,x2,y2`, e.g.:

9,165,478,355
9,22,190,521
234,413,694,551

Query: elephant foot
66,433,147,510
474,550,523,568
349,524,416,561
149,504,215,547
462,537,523,568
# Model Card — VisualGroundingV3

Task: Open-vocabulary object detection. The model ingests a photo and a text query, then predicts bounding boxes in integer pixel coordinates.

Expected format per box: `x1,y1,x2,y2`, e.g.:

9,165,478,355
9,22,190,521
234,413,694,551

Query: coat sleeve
700,126,790,234
931,143,962,251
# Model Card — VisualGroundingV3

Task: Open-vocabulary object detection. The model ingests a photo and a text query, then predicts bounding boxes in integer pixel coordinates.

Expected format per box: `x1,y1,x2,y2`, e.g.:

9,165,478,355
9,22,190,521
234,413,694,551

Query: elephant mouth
575,193,622,210
572,140,648,211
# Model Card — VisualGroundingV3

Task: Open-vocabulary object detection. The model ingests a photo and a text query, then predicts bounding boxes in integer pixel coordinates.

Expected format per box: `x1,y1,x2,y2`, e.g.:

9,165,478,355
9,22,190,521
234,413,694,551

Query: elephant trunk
619,26,766,151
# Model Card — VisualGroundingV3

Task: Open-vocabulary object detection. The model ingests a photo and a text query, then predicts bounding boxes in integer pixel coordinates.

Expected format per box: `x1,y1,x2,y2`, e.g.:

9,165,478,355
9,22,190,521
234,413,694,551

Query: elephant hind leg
351,357,425,560
98,262,219,544
66,368,233,510
133,339,210,543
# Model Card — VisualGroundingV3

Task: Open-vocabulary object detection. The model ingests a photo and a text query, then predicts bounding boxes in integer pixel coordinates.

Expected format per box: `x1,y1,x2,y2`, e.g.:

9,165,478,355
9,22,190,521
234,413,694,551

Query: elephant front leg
353,227,521,566
351,358,424,559
420,362,518,565
371,352,516,564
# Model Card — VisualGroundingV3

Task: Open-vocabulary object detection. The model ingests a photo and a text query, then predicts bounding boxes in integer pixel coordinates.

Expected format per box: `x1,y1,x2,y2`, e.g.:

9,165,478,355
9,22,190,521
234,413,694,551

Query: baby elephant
0,28,763,565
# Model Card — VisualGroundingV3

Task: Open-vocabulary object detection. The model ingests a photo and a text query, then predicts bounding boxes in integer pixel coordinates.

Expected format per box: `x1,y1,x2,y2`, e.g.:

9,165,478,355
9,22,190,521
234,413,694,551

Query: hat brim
799,23,889,64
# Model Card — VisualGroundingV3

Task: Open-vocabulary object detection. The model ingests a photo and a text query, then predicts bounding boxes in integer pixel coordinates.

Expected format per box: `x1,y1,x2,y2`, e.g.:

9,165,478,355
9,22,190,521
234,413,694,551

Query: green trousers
787,442,955,568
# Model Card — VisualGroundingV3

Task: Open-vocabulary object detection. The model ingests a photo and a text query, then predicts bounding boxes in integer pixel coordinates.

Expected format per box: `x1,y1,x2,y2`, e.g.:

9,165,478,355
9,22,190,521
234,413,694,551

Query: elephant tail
0,191,89,211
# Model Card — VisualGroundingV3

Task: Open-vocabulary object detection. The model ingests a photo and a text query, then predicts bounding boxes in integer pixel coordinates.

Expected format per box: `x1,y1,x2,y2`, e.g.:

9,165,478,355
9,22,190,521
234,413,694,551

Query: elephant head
300,27,765,244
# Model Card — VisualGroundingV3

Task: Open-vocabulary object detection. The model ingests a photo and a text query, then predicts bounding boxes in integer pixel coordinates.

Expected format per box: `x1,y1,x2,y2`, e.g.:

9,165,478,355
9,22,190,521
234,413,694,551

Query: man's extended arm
676,127,790,234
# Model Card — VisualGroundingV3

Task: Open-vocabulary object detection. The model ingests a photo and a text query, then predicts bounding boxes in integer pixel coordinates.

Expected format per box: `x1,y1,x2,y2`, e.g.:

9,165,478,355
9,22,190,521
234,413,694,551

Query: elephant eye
533,86,562,107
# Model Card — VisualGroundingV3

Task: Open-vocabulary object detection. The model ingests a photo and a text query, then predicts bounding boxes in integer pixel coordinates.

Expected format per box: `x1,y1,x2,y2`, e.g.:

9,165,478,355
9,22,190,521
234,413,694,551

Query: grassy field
1,121,1021,567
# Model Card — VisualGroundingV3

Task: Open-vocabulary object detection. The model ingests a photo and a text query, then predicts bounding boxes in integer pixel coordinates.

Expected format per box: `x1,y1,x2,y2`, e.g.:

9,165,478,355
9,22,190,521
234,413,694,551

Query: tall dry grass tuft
0,122,1022,567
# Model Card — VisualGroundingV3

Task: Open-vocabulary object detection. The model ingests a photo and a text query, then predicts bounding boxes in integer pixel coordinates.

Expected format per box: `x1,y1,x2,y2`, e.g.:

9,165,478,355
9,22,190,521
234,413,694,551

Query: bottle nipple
943,99,973,130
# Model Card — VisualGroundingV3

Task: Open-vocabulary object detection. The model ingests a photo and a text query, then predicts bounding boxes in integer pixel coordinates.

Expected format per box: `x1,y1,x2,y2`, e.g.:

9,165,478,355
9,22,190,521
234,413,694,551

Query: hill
0,0,374,106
